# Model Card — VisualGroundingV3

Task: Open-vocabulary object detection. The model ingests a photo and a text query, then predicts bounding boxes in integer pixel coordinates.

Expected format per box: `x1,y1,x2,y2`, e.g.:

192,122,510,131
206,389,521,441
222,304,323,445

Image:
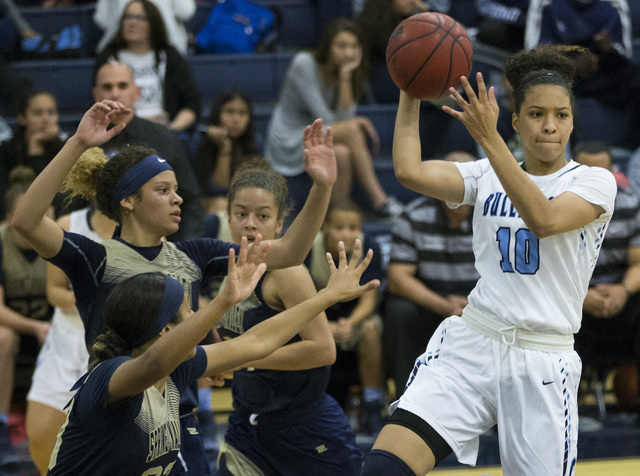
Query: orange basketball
386,12,473,101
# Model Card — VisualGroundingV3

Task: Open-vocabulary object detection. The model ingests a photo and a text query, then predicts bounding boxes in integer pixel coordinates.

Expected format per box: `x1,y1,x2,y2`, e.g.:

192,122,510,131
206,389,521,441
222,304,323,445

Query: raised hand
73,100,131,149
325,239,380,302
303,118,337,187
441,73,500,147
222,235,269,304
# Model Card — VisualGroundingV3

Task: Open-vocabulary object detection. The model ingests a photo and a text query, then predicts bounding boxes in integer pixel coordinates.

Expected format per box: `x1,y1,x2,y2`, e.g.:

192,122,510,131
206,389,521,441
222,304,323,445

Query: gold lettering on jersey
146,419,181,463
315,444,328,454
218,289,261,335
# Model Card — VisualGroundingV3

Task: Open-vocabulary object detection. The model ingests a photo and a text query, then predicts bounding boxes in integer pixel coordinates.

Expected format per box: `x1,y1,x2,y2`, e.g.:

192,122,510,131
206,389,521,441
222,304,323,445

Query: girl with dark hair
0,166,52,469
94,0,195,56
265,18,403,219
215,163,363,475
360,45,617,475
195,90,257,214
47,242,378,475
94,0,201,132
0,90,68,217
12,99,338,475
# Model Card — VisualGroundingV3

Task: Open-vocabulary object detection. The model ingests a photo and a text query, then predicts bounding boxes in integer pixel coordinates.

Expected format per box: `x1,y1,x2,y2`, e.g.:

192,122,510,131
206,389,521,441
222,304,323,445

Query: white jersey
452,159,616,335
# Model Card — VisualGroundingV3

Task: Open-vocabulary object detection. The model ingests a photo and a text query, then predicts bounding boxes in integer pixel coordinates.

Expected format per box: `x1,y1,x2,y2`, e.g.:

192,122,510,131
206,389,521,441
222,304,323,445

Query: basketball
386,12,473,101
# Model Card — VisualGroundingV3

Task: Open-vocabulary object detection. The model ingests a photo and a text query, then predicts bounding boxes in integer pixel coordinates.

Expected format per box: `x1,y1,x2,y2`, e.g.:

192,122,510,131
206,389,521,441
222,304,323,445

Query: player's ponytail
60,147,107,203
89,329,133,368
504,44,587,113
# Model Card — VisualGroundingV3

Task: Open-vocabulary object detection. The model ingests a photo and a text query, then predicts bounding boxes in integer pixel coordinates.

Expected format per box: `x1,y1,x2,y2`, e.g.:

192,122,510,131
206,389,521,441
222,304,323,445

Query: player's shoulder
567,161,616,187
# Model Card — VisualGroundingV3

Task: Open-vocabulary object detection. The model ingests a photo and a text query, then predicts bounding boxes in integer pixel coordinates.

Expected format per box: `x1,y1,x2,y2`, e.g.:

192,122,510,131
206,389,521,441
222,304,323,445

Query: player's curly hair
504,44,586,113
61,144,158,222
60,147,108,202
227,157,291,222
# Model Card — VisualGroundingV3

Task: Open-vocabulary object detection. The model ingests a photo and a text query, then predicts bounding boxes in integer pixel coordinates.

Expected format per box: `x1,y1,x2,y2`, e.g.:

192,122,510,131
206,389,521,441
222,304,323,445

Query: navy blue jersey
48,347,207,476
49,232,238,350
217,275,330,416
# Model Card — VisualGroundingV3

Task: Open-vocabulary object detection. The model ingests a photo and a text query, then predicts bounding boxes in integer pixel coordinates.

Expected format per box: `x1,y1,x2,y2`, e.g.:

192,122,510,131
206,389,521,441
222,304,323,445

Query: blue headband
113,154,173,208
132,275,185,347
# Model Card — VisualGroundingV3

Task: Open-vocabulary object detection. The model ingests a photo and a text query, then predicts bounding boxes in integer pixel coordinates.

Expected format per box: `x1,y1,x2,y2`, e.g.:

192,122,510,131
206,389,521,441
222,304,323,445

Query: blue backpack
196,0,278,54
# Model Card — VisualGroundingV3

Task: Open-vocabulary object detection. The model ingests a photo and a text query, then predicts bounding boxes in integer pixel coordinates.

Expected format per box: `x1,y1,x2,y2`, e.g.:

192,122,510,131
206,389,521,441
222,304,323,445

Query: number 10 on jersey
496,227,540,275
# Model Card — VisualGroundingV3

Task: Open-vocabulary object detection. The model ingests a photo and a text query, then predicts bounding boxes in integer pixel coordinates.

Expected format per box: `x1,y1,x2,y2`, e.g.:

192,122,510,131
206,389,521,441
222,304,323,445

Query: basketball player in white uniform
360,45,617,476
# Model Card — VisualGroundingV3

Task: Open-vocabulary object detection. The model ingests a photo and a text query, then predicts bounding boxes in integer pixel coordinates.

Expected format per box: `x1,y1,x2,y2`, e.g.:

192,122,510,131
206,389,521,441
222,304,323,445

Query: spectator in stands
95,0,201,133
627,149,640,202
94,0,195,56
0,166,51,470
525,0,632,59
0,90,74,219
92,61,204,241
573,141,640,415
568,30,640,150
382,151,479,400
0,0,41,59
306,199,386,435
195,90,257,214
265,18,403,220
474,0,529,52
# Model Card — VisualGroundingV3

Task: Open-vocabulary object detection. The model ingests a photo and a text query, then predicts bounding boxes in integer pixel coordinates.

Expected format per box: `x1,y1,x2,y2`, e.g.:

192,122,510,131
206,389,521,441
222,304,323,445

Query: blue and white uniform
216,276,363,476
28,208,102,411
395,159,616,475
48,347,207,475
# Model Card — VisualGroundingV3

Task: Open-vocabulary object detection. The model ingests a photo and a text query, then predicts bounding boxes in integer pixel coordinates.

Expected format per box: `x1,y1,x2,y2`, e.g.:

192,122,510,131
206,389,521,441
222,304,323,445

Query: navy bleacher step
10,51,295,116
189,1,319,50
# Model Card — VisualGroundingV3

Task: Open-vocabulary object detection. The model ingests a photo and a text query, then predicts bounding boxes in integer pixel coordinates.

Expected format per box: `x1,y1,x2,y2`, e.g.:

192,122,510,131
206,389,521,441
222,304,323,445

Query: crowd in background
1,0,640,473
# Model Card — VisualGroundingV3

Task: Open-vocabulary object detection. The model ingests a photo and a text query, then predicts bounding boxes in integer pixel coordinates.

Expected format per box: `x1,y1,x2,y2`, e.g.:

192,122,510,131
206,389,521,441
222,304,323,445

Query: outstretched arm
235,265,336,371
12,101,130,258
264,118,336,269
202,240,380,377
107,236,269,402
393,91,466,203
443,73,605,237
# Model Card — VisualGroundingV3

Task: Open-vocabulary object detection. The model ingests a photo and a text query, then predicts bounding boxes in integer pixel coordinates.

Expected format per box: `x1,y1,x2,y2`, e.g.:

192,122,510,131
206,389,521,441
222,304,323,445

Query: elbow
526,219,556,239
394,166,413,189
323,342,337,366
10,213,30,237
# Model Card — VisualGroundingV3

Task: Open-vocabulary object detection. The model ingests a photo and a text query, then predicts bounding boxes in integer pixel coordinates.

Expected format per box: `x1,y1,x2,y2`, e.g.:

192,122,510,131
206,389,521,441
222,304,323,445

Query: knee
334,144,352,167
0,325,19,357
362,319,382,344
340,119,367,145
361,449,416,476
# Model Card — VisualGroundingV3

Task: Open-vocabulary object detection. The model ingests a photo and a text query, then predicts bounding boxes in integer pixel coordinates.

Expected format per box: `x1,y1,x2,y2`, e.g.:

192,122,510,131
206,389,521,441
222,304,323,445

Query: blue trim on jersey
558,164,581,177
62,235,105,289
